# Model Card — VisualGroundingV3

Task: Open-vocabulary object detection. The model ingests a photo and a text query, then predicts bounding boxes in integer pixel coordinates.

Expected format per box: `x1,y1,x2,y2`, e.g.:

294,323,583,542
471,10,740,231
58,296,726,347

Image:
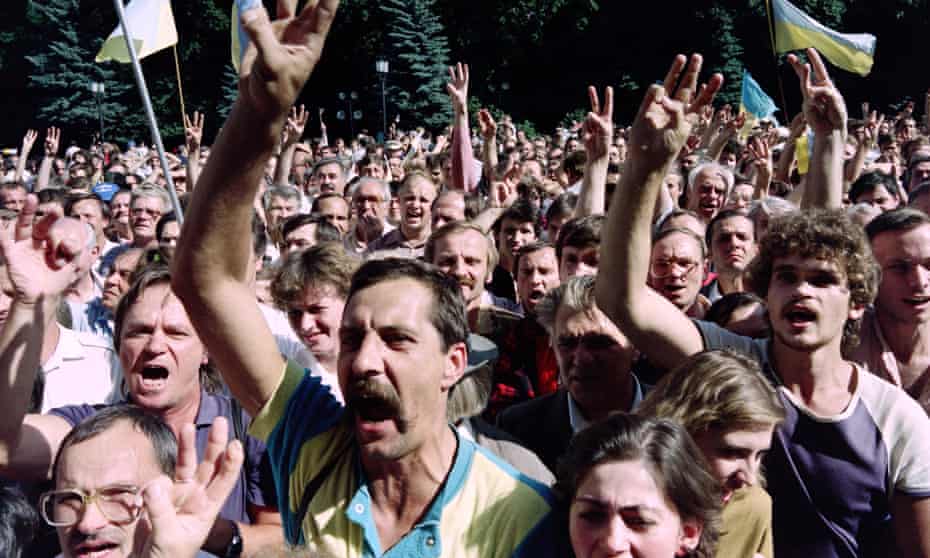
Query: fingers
174,423,198,483
662,55,687,95
195,417,229,486
588,86,600,115
183,112,191,129
787,54,812,98
277,0,298,20
675,54,703,104
806,48,831,85
142,476,178,532
603,86,614,118
636,84,664,123
240,2,275,65
203,440,244,504
691,74,723,114
296,0,339,45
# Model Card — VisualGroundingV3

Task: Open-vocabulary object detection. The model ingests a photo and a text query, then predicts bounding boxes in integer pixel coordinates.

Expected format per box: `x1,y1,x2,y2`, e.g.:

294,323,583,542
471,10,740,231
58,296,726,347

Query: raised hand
582,86,614,162
628,54,723,173
748,135,773,181
282,104,309,146
478,109,497,140
787,48,847,139
184,111,205,153
21,129,38,156
238,0,340,119
0,196,83,305
446,63,469,115
139,417,244,558
788,112,807,140
44,127,60,157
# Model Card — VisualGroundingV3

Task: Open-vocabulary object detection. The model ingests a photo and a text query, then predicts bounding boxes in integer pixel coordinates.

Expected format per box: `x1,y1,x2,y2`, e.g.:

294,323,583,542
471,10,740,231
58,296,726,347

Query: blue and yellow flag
231,0,260,72
740,70,778,121
96,0,178,63
771,0,876,76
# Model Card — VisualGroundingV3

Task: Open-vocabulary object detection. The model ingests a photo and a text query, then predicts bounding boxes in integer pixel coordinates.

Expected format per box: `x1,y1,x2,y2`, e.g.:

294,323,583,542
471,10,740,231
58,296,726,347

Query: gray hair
688,162,735,196
130,184,171,212
262,184,302,211
351,176,391,203
536,274,596,336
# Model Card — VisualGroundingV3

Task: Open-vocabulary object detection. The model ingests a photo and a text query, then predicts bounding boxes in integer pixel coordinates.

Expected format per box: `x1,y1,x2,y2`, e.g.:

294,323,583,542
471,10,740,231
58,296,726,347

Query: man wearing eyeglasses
646,227,710,318
41,405,244,558
128,185,170,251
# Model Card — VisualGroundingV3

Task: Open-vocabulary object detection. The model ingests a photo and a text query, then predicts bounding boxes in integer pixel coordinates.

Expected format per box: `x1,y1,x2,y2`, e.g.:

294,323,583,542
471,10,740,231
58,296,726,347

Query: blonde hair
637,349,784,435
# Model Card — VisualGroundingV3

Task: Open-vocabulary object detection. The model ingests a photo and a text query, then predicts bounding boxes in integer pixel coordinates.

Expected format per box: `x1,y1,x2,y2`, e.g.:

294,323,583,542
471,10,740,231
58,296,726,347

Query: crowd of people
1,1,930,557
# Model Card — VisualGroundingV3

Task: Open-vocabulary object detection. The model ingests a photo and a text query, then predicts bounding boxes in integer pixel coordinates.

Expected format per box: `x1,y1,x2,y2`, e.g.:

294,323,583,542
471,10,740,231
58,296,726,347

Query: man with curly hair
597,51,930,557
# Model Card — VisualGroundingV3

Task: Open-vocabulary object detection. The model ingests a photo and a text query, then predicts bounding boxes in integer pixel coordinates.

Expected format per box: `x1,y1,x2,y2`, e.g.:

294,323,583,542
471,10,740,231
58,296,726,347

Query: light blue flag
740,69,778,120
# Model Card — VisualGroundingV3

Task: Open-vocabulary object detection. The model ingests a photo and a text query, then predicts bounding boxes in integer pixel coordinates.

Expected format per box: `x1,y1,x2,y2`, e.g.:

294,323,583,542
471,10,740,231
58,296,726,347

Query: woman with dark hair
555,413,721,558
705,292,768,338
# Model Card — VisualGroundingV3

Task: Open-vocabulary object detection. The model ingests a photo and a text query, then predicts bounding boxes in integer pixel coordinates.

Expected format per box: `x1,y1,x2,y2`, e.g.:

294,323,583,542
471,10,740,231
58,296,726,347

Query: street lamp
337,91,362,137
89,81,106,143
375,58,389,139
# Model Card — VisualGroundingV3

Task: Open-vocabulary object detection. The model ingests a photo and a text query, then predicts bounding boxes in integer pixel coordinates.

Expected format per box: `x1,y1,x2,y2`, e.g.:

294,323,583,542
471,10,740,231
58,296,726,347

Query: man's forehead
436,229,487,254
57,422,159,487
521,247,557,266
653,232,702,256
555,305,616,338
772,255,843,275
343,278,434,325
714,216,754,236
125,284,188,321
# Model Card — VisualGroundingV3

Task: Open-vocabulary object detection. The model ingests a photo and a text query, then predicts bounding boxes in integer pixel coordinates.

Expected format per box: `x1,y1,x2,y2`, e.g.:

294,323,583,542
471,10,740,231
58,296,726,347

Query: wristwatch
224,521,243,558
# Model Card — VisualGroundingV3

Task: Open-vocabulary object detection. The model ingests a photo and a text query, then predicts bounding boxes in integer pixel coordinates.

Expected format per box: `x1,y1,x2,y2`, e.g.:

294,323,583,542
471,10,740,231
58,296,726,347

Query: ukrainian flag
771,0,876,76
740,70,778,121
95,0,178,63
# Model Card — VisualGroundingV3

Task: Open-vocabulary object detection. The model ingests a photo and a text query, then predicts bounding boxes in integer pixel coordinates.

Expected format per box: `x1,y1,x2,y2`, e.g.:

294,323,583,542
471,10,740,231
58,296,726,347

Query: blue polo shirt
250,360,558,557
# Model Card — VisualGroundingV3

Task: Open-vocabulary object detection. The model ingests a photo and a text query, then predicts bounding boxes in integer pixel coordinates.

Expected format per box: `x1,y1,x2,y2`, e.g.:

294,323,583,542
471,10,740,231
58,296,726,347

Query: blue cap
92,182,120,202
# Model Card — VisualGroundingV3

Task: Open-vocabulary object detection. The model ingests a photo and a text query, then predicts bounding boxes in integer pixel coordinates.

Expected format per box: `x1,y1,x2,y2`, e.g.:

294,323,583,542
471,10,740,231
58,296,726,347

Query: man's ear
675,519,703,557
440,341,467,391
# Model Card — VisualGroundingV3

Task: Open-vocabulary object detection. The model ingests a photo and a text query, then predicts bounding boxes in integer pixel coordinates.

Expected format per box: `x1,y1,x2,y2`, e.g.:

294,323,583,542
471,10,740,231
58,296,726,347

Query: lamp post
337,91,361,137
90,81,106,142
375,58,389,139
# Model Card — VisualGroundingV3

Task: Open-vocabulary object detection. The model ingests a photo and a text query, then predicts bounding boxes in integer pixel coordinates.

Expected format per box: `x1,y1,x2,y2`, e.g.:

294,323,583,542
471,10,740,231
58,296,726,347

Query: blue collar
345,426,473,557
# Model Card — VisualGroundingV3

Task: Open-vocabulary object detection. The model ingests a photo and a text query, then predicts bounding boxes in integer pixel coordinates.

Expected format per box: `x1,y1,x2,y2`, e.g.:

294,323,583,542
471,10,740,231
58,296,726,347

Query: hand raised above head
446,62,470,114
44,127,61,157
0,196,85,304
628,54,723,174
787,47,846,138
238,0,340,119
582,85,614,161
184,111,205,150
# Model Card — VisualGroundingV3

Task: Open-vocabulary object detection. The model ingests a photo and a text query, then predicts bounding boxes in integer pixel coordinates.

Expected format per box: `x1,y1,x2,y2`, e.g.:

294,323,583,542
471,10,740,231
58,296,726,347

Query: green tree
25,0,138,143
380,0,452,130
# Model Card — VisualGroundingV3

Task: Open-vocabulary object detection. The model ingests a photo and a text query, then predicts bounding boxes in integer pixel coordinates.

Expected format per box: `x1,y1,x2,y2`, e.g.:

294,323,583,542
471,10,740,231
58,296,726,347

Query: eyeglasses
649,258,700,279
39,484,143,527
131,207,162,218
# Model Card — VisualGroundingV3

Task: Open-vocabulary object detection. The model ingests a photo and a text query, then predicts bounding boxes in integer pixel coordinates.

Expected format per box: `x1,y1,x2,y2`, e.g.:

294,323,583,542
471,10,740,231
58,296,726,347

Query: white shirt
258,303,342,402
41,324,121,413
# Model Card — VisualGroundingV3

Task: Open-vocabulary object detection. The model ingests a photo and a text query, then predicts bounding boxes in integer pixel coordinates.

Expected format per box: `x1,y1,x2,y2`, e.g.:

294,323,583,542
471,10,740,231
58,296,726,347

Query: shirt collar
567,375,645,434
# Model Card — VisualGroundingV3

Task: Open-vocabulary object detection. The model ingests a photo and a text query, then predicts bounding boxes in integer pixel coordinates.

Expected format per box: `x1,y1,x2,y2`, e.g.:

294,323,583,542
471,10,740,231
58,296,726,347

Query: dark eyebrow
574,495,661,514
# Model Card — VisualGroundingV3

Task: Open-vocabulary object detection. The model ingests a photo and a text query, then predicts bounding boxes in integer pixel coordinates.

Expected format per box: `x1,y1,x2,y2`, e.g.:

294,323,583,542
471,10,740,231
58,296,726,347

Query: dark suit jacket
496,389,573,473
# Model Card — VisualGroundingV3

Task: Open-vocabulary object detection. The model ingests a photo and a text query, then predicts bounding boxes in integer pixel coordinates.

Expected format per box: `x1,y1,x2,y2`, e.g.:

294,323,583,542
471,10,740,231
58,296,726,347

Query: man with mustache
425,221,522,334
172,1,557,554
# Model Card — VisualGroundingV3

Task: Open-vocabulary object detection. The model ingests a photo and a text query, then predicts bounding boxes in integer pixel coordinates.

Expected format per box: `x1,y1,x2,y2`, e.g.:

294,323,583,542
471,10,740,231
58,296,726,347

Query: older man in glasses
646,227,710,319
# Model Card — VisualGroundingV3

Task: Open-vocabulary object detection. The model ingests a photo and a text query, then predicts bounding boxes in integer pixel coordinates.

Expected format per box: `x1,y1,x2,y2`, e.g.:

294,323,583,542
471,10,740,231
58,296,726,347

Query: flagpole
172,45,187,122
765,0,791,120
111,0,184,224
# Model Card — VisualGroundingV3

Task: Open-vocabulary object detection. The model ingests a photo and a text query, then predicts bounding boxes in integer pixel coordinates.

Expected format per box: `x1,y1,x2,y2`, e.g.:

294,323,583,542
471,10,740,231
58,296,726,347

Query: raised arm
184,111,204,189
173,0,340,418
14,129,38,184
574,86,613,218
747,135,773,200
789,48,847,210
35,127,60,192
0,200,83,480
274,104,308,186
595,54,721,370
477,109,499,179
447,63,478,191
774,113,805,184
